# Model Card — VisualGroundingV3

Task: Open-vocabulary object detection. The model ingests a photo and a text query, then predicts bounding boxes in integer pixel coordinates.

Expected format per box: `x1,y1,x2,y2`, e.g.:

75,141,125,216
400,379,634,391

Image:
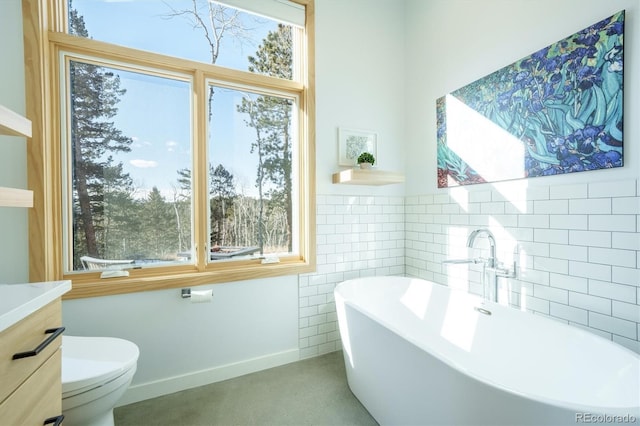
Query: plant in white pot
357,152,375,169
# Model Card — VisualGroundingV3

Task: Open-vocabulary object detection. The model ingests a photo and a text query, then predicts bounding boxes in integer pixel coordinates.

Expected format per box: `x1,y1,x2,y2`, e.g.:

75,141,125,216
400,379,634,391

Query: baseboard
116,348,300,407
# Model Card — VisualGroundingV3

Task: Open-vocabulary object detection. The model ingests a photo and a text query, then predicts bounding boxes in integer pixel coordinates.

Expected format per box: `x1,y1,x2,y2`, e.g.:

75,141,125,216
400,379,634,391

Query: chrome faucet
444,228,517,303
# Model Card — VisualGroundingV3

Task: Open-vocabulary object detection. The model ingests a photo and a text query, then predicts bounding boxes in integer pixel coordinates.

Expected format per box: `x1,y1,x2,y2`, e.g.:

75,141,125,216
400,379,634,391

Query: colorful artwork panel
437,11,625,188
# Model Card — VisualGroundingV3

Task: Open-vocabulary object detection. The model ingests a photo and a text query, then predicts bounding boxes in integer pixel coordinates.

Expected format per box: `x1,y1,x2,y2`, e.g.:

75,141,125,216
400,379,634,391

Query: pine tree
242,25,294,251
142,187,177,259
69,8,133,262
101,161,138,260
210,164,235,246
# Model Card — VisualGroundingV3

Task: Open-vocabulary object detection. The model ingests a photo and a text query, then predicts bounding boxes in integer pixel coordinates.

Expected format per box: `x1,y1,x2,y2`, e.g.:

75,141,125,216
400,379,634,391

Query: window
23,0,315,298
63,58,194,272
207,84,300,260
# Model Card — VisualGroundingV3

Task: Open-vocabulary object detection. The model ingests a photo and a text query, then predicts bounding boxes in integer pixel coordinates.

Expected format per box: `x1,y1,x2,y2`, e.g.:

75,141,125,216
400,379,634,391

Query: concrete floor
114,350,378,426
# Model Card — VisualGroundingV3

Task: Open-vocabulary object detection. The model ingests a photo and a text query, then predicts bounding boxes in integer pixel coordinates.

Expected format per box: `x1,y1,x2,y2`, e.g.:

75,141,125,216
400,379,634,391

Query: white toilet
61,335,140,426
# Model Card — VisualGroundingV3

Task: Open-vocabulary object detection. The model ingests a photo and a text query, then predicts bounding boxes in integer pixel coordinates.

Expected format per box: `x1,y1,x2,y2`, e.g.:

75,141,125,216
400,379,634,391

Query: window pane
64,59,193,271
68,1,298,80
208,85,298,261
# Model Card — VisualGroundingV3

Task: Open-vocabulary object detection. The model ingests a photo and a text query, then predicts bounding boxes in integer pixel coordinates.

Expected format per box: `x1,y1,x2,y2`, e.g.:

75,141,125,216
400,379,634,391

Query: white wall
62,276,300,404
315,0,406,196
404,0,640,352
0,0,29,284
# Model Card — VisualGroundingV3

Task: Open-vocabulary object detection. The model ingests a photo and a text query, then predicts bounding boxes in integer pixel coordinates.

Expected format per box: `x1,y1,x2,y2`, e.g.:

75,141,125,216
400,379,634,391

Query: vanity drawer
0,349,62,425
0,299,62,403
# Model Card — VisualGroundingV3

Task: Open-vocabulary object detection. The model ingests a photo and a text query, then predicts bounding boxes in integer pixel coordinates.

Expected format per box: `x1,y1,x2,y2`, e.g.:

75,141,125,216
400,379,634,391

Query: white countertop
0,280,72,332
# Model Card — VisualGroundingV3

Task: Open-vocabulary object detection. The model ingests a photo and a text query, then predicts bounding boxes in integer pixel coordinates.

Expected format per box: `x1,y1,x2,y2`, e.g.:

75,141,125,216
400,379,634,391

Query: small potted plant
357,152,375,169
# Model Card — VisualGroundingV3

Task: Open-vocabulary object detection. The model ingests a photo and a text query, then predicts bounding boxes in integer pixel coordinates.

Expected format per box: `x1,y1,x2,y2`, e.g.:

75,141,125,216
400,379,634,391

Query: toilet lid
61,335,139,395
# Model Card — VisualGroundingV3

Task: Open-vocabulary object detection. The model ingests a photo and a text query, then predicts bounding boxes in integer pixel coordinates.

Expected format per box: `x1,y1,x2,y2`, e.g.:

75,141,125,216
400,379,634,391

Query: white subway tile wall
298,195,405,358
299,179,639,358
405,178,640,354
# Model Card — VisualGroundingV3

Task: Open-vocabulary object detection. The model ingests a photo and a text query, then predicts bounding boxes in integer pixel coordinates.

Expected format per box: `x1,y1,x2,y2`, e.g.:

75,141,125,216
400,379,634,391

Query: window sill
62,259,315,299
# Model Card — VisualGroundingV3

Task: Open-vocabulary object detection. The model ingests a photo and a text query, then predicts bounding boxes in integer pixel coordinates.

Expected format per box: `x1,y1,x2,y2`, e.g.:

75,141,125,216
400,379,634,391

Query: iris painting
437,11,624,188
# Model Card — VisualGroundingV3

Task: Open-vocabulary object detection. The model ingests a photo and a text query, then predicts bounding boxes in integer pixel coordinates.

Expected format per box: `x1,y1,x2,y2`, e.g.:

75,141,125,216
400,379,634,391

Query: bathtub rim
335,275,640,417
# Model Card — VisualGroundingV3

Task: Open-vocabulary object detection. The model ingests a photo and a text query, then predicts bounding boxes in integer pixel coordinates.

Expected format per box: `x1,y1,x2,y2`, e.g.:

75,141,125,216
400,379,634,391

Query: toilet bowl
61,335,139,426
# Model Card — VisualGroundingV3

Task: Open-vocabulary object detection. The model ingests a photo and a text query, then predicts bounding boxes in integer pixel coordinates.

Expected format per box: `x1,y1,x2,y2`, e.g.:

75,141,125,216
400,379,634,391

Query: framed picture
338,127,378,166
436,10,624,188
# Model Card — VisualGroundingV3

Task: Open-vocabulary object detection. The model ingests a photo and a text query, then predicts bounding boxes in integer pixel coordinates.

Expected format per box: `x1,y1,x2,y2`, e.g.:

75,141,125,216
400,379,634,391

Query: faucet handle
442,257,485,265
488,260,517,278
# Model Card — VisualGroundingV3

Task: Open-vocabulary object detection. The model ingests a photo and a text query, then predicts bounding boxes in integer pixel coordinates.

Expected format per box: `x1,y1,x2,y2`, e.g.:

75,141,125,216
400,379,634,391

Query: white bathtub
335,276,640,426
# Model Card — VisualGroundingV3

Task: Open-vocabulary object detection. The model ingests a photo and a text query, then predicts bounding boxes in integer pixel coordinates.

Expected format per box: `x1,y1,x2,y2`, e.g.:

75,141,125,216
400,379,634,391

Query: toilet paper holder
181,288,214,303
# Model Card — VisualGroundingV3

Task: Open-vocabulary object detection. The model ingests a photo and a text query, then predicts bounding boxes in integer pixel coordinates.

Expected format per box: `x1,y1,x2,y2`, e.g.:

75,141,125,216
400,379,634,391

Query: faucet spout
466,228,496,267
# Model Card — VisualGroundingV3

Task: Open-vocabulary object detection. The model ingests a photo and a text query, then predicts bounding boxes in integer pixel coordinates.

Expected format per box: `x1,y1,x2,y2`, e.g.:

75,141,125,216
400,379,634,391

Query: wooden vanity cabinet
0,299,64,425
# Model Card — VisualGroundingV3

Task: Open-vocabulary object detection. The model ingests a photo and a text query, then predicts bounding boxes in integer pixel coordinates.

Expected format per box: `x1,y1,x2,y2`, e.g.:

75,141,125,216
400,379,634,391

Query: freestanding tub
335,276,640,426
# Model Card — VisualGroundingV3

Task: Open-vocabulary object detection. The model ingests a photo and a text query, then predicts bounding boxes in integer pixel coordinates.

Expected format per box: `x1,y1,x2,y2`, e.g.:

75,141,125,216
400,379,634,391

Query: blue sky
72,0,280,198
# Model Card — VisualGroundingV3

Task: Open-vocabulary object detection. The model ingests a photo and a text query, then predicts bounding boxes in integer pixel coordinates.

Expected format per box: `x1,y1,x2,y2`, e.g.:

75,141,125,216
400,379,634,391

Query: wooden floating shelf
0,104,33,208
0,187,33,208
0,105,32,138
332,168,405,186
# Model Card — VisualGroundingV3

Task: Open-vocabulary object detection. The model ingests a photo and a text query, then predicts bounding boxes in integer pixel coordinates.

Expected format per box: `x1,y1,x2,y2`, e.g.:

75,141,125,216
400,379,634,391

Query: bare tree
164,0,255,118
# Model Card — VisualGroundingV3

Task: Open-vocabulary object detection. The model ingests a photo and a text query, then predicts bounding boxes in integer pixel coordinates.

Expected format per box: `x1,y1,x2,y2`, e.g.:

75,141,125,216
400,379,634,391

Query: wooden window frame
22,0,316,299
